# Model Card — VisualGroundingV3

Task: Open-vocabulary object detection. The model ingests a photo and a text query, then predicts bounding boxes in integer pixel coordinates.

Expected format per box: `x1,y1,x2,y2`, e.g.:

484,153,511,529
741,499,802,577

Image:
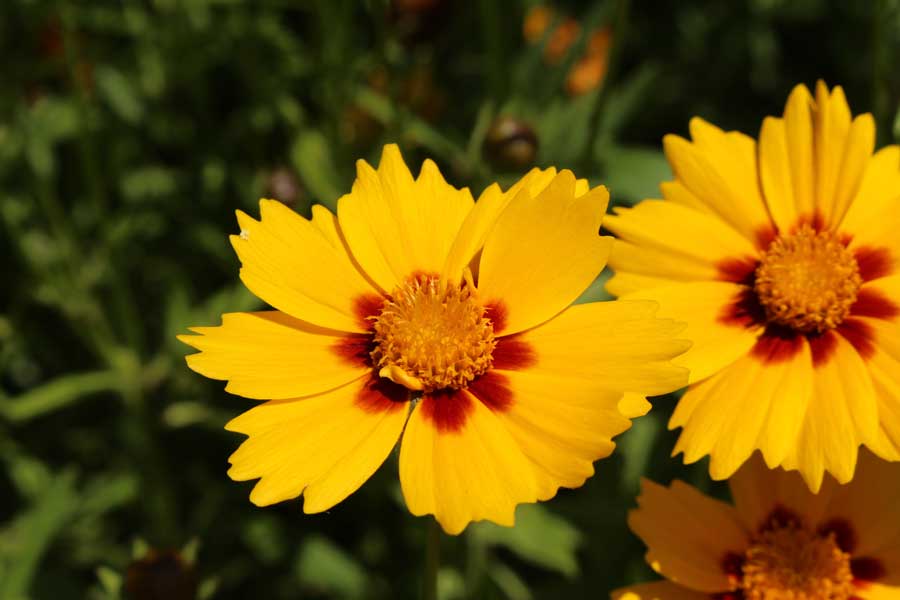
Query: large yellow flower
179,144,689,534
605,82,900,491
615,451,900,600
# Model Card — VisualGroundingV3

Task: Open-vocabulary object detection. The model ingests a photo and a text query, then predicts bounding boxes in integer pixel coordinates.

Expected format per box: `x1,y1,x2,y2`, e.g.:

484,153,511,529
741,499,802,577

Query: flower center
741,523,854,600
370,274,496,392
754,226,861,333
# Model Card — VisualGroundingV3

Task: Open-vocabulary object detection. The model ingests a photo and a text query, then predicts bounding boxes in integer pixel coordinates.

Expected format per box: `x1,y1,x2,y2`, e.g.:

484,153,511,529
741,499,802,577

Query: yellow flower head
604,82,900,492
179,144,689,534
615,451,899,600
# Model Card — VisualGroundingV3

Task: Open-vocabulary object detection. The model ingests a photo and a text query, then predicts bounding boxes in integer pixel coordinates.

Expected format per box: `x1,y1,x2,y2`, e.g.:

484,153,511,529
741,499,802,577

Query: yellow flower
179,144,689,534
605,82,900,491
614,451,900,600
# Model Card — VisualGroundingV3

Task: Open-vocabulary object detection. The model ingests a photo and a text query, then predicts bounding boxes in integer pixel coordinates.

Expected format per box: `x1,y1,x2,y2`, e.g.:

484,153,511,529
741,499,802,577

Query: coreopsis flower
179,144,689,534
614,451,899,600
605,82,900,491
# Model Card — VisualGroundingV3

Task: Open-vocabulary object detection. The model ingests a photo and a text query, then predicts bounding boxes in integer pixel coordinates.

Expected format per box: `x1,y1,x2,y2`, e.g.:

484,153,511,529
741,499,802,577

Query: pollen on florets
754,225,861,334
740,522,854,600
370,274,496,392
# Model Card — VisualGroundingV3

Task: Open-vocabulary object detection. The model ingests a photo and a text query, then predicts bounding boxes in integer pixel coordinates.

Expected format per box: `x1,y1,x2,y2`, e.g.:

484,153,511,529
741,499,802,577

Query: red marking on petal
332,335,374,368
355,375,409,414
755,223,778,251
837,318,876,361
809,330,839,368
851,557,886,583
749,327,804,365
492,335,537,370
851,288,900,319
855,246,893,282
721,551,745,581
419,388,474,434
839,231,854,246
712,593,745,600
818,518,857,552
485,300,507,334
716,256,758,285
760,505,804,532
795,212,826,233
718,287,766,329
353,293,384,331
468,371,514,413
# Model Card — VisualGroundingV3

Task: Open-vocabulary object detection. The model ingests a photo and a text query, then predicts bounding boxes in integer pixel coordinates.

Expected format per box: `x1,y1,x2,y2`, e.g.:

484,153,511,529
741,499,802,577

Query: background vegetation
2,1,900,598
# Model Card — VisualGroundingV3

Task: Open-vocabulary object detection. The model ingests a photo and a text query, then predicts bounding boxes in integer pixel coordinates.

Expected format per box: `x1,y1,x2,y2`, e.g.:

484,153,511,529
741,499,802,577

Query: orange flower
615,451,900,600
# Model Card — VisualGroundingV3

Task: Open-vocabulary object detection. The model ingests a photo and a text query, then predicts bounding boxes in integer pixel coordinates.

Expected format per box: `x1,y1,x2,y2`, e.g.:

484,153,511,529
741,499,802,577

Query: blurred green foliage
2,0,899,598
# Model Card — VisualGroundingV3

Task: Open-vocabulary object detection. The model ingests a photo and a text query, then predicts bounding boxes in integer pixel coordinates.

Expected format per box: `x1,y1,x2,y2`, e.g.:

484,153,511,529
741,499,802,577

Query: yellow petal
482,369,629,500
226,376,408,512
662,119,771,243
442,168,558,285
628,479,748,593
854,307,900,461
619,393,652,418
612,581,707,600
516,300,690,396
618,281,760,385
178,311,370,400
824,449,900,557
607,240,721,291
781,333,879,491
759,116,800,232
399,387,538,535
840,145,900,236
604,200,757,267
858,583,900,600
782,84,816,217
231,199,381,333
477,171,612,335
729,452,836,534
671,340,813,480
337,145,474,292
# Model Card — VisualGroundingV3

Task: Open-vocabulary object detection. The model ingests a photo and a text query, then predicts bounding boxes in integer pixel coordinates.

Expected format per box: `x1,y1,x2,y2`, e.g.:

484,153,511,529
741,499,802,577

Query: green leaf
470,504,582,577
0,470,79,599
617,411,663,496
893,102,900,142
602,145,672,205
1,371,121,423
119,166,178,202
295,535,367,598
96,566,122,598
291,130,344,210
96,67,143,124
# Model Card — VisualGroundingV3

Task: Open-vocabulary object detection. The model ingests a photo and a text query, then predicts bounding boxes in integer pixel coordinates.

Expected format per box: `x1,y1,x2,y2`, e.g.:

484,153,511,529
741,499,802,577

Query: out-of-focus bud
389,0,451,45
124,549,198,600
264,167,304,207
483,116,538,172
566,27,612,96
401,66,446,122
523,5,554,43
544,18,580,64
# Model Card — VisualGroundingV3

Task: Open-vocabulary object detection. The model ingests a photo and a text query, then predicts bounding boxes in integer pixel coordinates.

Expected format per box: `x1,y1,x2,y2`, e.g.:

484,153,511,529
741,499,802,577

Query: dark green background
2,1,899,598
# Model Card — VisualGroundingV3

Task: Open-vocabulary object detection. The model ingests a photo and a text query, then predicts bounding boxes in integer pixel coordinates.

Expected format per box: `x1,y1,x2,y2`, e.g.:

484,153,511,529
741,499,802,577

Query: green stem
579,0,631,167
423,518,441,600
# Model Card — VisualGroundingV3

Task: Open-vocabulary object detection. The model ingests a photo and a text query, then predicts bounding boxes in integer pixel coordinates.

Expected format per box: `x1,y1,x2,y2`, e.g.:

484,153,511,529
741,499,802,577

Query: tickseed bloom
179,144,689,534
605,82,900,491
614,451,900,600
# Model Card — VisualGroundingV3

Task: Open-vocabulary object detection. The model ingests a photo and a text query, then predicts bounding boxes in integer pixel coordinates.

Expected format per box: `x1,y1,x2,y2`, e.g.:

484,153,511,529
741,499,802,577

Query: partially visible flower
483,116,539,171
605,82,900,491
263,167,303,208
566,27,612,96
125,549,197,600
180,144,688,534
614,451,899,600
